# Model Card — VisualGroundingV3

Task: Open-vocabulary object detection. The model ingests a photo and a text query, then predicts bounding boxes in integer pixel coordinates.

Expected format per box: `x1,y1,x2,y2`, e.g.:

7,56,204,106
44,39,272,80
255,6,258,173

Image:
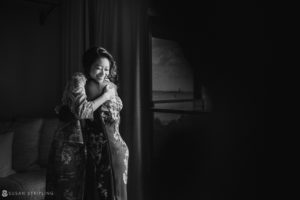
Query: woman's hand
89,84,115,112
103,84,115,101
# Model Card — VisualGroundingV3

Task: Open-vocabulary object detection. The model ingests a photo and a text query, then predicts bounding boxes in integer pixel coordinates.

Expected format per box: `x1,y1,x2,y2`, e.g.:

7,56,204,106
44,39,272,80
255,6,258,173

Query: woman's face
89,57,110,83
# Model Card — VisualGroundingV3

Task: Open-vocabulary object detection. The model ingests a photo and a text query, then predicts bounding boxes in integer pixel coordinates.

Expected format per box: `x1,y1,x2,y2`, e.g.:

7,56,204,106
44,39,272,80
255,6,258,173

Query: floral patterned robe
45,73,129,200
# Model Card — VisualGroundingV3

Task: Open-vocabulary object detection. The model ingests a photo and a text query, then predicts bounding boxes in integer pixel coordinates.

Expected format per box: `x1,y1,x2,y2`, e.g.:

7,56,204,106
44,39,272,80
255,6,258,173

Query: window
151,37,204,125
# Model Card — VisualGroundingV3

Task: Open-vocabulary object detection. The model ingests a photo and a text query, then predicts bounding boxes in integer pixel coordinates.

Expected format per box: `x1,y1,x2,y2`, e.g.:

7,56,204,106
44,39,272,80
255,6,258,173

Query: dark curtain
61,1,151,200
61,0,87,88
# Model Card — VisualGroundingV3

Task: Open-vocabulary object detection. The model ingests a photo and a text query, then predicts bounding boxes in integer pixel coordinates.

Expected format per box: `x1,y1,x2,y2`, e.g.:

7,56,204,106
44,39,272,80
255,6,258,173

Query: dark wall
0,1,62,118
149,0,267,199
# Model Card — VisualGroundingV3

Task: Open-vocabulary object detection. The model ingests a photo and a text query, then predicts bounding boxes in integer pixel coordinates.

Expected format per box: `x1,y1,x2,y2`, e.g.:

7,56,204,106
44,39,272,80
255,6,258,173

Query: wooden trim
150,108,206,115
152,99,198,104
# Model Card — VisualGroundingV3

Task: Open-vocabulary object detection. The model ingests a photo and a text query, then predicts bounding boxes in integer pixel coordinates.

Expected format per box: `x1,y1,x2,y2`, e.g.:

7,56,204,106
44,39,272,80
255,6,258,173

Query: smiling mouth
97,75,105,79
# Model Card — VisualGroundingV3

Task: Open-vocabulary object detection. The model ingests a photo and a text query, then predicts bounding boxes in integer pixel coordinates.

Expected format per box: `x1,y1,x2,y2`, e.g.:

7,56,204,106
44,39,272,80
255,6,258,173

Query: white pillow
0,131,16,177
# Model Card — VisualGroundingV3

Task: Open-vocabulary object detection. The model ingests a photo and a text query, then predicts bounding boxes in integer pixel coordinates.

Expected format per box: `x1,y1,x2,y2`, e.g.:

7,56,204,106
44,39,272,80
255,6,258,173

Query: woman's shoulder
106,81,118,90
72,72,87,81
70,72,87,87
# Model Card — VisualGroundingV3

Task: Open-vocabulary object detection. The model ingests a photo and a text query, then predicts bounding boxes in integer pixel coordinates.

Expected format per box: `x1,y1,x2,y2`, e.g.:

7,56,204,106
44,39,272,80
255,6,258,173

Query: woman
45,47,129,200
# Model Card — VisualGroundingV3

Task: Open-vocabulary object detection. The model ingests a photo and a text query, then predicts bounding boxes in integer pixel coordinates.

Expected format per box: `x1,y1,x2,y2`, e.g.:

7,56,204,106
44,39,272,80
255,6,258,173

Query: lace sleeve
62,72,94,119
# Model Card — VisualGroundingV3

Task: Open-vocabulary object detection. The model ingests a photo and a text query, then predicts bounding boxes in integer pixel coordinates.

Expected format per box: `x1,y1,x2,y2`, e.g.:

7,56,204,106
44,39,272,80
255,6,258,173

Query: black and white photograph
0,0,268,200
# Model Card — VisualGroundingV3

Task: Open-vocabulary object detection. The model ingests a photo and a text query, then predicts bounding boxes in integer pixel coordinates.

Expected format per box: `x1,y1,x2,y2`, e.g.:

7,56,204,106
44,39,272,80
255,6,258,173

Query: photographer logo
2,190,8,197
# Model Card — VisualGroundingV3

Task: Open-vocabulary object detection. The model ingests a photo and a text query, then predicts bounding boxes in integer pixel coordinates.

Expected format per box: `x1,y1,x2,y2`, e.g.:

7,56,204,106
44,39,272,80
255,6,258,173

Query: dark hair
82,46,118,84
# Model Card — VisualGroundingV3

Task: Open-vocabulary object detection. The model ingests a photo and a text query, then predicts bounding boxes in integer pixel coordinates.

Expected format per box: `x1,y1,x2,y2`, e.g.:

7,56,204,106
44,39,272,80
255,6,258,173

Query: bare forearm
91,93,109,111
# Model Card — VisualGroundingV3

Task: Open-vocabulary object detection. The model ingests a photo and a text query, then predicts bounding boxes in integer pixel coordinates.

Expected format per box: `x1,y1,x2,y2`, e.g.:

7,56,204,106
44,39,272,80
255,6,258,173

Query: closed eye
95,65,109,71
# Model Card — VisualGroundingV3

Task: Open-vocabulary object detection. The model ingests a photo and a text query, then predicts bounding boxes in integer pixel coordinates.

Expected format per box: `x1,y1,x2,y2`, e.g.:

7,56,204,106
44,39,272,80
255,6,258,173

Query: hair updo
82,46,118,84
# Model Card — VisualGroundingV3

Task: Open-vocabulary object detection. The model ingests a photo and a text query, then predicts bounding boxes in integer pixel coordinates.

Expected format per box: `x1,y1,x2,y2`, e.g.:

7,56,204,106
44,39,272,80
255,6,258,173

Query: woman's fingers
104,84,115,99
